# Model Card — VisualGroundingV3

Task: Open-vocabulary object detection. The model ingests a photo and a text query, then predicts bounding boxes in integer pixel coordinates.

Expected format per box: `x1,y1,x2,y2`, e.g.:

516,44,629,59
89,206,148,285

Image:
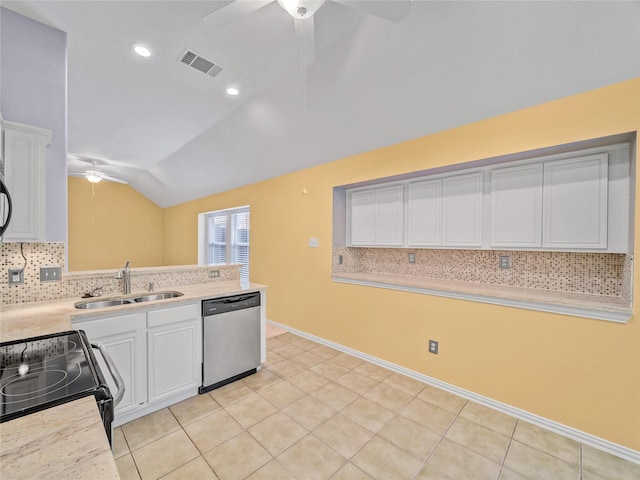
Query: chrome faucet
115,260,131,294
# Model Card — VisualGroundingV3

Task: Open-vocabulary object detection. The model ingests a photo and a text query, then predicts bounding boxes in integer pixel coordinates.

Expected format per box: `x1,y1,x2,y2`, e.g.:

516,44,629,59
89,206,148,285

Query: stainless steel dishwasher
199,292,261,393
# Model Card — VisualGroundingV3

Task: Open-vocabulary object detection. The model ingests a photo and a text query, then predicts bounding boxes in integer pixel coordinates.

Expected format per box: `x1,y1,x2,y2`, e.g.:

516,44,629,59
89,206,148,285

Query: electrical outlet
499,255,511,269
209,270,220,278
338,255,343,265
408,253,416,264
308,237,319,248
40,266,62,282
428,339,439,355
8,269,24,285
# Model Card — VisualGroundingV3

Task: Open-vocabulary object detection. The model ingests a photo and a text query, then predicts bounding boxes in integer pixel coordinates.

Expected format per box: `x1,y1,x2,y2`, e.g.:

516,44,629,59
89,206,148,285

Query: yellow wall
68,177,164,271
165,79,640,450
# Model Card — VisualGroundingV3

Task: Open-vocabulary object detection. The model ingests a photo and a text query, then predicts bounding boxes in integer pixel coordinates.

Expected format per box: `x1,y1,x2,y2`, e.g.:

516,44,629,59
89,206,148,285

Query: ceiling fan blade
98,173,128,185
333,0,412,23
294,17,316,65
202,0,273,30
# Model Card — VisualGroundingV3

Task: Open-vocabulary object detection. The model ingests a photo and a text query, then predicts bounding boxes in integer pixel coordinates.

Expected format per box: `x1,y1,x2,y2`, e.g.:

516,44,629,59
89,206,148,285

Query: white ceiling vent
178,49,224,78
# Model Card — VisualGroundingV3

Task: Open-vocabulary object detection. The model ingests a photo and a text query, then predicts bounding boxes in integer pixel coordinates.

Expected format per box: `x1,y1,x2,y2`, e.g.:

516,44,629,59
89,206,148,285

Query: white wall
0,7,67,242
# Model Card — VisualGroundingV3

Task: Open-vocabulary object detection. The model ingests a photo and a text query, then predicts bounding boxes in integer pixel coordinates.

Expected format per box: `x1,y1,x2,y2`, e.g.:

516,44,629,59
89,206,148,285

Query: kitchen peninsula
0,277,267,480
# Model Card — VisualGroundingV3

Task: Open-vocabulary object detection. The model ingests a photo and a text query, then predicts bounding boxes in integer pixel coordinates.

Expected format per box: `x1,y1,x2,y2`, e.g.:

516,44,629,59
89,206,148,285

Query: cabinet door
147,304,201,403
490,164,543,247
73,313,147,418
442,172,483,247
2,123,51,242
349,189,376,245
375,184,404,246
407,179,442,246
543,154,608,249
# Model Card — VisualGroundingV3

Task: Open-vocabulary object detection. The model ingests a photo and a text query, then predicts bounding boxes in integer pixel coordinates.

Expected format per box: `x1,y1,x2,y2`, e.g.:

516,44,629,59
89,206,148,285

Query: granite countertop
0,280,266,343
333,272,631,322
0,280,267,479
0,397,119,480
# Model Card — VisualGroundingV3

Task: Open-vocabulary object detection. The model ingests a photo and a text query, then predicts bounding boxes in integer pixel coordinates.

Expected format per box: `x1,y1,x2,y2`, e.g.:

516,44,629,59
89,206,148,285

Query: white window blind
204,206,250,282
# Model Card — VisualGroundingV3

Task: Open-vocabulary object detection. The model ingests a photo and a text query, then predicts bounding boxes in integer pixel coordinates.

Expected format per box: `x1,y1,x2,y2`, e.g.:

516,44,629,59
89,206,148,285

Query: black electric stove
0,330,114,444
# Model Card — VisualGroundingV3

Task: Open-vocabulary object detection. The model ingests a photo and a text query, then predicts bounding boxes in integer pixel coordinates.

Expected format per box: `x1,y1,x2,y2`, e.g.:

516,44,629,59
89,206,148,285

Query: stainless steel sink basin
74,291,184,309
132,291,184,302
74,298,135,309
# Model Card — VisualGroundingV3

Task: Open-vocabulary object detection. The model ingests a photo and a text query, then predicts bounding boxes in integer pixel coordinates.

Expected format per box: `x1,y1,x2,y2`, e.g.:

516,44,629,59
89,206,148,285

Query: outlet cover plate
209,270,220,278
429,340,439,355
408,253,416,264
499,255,511,269
8,269,24,285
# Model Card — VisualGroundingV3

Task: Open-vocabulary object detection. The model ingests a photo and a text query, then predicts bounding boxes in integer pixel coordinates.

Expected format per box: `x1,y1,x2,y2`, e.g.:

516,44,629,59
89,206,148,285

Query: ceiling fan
202,0,413,65
68,157,129,184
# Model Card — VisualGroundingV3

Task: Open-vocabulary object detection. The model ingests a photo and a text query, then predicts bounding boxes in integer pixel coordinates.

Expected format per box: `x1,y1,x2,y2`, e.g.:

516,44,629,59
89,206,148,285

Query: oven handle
91,342,125,407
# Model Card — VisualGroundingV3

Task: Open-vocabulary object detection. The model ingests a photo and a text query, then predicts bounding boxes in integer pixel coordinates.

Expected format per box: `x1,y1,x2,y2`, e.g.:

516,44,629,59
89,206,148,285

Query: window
199,206,250,282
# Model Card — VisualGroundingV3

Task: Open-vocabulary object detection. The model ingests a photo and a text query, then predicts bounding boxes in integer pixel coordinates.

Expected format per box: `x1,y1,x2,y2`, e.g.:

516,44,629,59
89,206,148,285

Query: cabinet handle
91,342,126,407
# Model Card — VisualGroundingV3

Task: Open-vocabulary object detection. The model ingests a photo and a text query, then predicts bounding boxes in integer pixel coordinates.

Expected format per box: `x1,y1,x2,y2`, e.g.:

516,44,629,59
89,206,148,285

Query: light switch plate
40,266,62,282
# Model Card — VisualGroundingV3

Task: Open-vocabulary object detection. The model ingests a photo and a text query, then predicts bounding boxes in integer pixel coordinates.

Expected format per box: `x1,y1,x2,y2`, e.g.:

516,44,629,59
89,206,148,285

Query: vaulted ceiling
3,1,639,207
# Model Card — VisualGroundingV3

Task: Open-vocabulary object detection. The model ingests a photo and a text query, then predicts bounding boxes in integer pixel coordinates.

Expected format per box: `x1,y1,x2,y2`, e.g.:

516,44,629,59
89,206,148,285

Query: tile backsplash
333,247,632,302
0,243,240,305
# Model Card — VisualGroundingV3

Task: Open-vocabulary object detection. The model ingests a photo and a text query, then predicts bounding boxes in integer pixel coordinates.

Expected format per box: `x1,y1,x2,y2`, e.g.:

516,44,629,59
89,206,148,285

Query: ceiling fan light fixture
85,171,103,184
277,0,326,19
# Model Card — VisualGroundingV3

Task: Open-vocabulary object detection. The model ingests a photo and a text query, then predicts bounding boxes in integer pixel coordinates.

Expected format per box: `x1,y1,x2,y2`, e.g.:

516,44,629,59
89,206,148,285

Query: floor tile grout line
118,331,627,480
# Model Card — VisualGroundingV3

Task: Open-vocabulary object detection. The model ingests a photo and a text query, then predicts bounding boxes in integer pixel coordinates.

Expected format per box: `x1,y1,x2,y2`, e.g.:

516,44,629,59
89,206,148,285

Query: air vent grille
178,49,224,78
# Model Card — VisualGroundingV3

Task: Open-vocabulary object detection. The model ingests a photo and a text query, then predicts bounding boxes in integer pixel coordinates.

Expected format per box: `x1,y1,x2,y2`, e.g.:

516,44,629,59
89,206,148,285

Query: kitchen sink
132,291,184,302
74,298,135,309
74,291,184,309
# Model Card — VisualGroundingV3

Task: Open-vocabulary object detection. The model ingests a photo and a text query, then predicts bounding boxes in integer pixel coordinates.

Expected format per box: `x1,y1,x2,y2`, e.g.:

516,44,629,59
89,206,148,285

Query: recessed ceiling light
132,43,151,57
226,87,239,96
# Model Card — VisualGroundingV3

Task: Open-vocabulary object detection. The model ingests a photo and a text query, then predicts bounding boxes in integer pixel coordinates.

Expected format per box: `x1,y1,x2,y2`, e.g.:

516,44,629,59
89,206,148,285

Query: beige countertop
0,397,119,480
333,272,631,322
0,280,267,479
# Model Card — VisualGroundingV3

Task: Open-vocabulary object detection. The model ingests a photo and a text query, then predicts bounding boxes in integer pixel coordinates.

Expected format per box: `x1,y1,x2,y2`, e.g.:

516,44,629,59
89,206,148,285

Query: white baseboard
267,319,640,465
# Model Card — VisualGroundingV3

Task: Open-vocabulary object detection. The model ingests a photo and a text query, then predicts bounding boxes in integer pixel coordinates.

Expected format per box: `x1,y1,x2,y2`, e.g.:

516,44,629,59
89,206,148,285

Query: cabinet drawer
73,313,145,337
147,303,200,328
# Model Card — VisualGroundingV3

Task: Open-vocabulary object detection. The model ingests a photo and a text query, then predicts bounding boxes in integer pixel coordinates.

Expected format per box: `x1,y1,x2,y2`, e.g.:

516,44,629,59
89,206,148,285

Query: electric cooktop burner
0,330,108,421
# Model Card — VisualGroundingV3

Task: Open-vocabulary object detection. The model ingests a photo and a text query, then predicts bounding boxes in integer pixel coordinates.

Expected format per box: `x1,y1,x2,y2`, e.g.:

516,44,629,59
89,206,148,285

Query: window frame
198,205,250,282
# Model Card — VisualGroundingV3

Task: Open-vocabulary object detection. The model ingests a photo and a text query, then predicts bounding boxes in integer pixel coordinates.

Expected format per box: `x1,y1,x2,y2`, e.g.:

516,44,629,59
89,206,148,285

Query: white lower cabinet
147,304,201,403
72,312,147,418
73,301,201,426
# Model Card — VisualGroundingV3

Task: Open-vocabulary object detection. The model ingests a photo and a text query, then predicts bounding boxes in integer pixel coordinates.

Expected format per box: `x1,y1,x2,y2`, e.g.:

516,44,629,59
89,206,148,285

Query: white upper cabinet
375,185,404,246
407,179,442,246
349,185,403,246
345,142,627,252
542,154,608,249
2,121,52,242
349,189,376,245
442,172,483,247
490,164,543,248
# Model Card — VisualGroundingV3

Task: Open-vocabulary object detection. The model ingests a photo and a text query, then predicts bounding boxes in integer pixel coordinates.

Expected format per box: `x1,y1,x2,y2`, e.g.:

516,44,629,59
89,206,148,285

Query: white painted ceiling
3,1,640,207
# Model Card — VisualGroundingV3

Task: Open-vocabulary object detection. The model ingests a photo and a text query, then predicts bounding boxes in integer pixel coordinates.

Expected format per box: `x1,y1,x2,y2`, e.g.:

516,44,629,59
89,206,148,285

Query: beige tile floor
113,328,640,480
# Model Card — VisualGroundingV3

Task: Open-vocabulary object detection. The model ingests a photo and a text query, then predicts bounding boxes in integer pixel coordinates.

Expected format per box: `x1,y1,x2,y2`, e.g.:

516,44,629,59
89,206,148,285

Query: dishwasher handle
91,342,125,407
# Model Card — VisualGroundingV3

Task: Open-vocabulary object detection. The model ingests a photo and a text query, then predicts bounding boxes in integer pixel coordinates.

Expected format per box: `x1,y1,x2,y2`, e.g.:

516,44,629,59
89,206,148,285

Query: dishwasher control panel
202,292,261,316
